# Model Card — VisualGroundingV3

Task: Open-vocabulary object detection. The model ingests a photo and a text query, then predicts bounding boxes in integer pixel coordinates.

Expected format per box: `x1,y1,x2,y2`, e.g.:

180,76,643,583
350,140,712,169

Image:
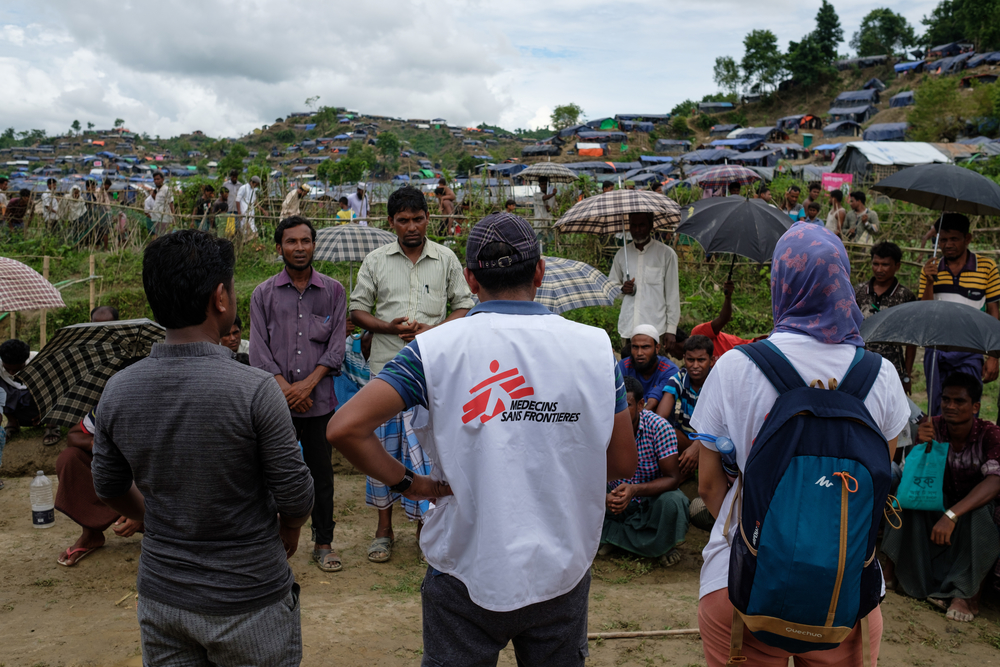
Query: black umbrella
870,163,1000,216
675,197,793,277
860,300,1000,410
860,300,1000,354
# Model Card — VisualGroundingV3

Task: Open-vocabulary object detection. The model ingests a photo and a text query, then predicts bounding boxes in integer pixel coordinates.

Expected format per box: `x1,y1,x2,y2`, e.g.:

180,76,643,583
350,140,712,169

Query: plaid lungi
366,409,431,521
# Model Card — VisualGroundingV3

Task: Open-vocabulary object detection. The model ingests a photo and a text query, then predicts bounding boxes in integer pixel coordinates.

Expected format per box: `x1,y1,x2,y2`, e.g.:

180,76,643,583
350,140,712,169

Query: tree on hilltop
550,103,583,131
812,0,843,60
741,30,785,92
850,8,916,56
713,56,741,97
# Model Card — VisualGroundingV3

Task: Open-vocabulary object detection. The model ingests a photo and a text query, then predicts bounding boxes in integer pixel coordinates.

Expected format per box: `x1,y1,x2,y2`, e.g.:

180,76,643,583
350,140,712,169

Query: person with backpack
691,222,911,666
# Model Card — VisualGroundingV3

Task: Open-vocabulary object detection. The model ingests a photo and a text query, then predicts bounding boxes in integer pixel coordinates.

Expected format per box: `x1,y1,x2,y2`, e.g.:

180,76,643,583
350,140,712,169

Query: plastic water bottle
30,470,55,529
690,433,740,478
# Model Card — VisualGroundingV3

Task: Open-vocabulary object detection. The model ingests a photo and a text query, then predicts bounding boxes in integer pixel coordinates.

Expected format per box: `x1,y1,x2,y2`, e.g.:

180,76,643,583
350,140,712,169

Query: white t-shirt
346,192,369,223
689,332,911,600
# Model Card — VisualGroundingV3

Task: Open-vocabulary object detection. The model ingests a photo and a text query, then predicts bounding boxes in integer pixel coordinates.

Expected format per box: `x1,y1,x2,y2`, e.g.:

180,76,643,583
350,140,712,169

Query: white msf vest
412,310,616,612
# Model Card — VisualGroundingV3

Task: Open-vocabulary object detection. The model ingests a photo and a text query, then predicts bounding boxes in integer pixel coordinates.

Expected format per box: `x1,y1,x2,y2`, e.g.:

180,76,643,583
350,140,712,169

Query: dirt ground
2,434,1000,667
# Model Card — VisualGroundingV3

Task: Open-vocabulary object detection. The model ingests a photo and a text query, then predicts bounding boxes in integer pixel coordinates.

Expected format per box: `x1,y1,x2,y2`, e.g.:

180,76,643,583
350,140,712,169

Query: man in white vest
327,212,637,666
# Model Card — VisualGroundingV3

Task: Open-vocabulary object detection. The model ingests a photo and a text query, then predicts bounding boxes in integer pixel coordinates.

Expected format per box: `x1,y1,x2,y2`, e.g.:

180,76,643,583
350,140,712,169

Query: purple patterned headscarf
770,222,864,346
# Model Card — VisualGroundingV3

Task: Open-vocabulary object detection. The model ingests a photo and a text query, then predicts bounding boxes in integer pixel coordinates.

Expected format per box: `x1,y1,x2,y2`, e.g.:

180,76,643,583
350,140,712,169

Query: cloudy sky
1,0,939,139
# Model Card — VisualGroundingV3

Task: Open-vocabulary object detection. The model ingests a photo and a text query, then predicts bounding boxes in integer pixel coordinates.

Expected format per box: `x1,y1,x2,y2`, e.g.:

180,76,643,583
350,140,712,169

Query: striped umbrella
313,224,397,263
18,319,165,427
694,165,762,190
0,257,66,312
555,189,681,234
535,256,622,313
518,163,579,183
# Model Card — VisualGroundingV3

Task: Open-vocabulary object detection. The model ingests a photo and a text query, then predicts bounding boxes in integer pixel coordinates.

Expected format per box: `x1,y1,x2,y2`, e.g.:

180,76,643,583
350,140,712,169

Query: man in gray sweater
92,230,314,667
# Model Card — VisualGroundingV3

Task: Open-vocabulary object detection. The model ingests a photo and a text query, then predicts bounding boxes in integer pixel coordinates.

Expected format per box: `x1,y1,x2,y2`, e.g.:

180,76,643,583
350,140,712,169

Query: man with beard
350,186,474,564
250,216,347,572
616,324,678,414
608,212,680,352
919,213,1000,414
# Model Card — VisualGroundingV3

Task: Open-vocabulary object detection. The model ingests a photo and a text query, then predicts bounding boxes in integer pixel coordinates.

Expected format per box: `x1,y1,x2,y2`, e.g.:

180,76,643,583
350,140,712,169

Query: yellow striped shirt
917,252,1000,311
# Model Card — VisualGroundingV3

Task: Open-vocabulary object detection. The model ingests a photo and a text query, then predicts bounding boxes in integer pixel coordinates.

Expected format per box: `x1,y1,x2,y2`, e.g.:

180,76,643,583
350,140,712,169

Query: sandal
312,548,343,573
659,549,683,568
367,536,394,563
43,426,61,447
58,545,101,567
927,597,949,612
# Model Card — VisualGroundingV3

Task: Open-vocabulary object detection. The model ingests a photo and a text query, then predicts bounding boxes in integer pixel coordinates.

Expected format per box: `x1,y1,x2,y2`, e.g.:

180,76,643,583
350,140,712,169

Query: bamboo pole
9,311,14,339
89,254,96,314
587,628,700,640
40,256,49,348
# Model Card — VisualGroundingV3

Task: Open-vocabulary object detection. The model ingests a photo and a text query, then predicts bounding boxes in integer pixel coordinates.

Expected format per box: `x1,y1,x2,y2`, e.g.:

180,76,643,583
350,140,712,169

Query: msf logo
462,360,534,424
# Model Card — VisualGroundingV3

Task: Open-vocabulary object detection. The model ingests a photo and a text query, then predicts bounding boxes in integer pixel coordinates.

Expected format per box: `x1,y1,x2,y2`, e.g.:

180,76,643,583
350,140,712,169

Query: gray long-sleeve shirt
92,342,314,615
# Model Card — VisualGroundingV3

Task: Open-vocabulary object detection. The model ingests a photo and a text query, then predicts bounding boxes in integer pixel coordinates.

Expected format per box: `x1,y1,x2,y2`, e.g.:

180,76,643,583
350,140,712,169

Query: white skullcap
631,324,660,341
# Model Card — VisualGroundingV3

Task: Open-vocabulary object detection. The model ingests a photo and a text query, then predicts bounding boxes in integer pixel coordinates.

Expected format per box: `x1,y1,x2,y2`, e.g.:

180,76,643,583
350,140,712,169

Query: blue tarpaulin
640,155,674,163
708,138,764,149
889,91,914,108
812,143,843,151
827,105,877,122
895,60,925,73
862,123,909,141
680,148,739,164
576,131,627,142
831,89,878,106
823,120,862,137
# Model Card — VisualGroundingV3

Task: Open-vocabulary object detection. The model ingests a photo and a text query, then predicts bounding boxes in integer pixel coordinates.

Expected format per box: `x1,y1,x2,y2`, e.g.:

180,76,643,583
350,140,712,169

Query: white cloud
0,0,940,137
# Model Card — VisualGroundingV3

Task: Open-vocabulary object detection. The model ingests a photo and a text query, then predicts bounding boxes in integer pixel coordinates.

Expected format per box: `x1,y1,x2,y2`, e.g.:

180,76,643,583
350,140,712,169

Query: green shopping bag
896,439,948,511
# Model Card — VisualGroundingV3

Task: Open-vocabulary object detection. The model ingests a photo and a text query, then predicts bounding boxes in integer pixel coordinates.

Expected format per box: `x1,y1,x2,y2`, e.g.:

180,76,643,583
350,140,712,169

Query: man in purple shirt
251,216,347,572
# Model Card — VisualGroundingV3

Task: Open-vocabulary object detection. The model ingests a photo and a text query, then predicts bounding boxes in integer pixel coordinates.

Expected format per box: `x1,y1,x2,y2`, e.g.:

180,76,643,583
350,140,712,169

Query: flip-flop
43,427,61,447
659,549,683,568
927,597,949,612
312,549,343,573
58,545,101,567
367,537,394,563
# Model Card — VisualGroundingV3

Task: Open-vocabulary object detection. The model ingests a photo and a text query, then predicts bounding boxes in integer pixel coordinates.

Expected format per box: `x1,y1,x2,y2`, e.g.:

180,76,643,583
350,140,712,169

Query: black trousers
291,411,335,545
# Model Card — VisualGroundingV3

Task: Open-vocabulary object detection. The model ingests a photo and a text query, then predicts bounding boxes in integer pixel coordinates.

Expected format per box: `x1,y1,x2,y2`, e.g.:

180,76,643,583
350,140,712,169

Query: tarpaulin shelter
928,42,962,59
521,144,561,157
863,78,886,91
654,139,692,152
894,60,925,73
832,89,880,106
576,131,627,142
823,120,863,137
616,114,671,124
889,91,914,108
928,52,975,75
586,117,618,130
563,161,617,173
708,138,764,150
729,149,780,167
485,163,526,176
619,121,654,132
680,148,739,164
576,142,606,157
710,123,741,136
776,115,804,131
737,126,787,142
640,155,674,164
828,105,878,123
961,73,999,87
966,52,1000,68
834,55,888,71
863,123,908,141
697,102,734,113
956,136,994,145
930,143,981,161
557,124,588,138
812,143,843,151
830,142,950,179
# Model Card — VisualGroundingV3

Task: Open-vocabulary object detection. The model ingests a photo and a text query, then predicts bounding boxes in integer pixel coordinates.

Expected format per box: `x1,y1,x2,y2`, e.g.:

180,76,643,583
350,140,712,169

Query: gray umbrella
870,163,1000,216
860,300,1000,354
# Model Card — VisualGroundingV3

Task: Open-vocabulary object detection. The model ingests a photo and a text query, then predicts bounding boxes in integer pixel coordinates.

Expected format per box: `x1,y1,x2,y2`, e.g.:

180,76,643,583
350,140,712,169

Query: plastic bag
896,439,948,511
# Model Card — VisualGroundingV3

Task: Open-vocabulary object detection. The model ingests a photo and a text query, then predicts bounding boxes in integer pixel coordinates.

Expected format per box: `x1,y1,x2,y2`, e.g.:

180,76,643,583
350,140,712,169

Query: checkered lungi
366,408,431,521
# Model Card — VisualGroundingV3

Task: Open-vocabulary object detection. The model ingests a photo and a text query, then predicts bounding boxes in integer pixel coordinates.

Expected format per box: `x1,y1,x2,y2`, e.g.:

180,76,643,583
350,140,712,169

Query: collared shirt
150,184,173,223
781,201,805,222
346,192,369,222
350,239,475,374
378,300,628,413
280,189,301,219
222,180,241,213
844,207,879,242
250,267,347,417
608,409,677,501
42,190,60,222
918,251,1000,311
855,277,917,379
607,239,681,338
664,368,701,434
617,355,679,404
91,342,314,615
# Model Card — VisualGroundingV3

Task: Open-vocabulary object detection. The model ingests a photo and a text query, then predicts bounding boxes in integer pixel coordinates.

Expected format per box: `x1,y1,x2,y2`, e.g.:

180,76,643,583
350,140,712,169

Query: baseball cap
250,175,261,184
466,212,541,269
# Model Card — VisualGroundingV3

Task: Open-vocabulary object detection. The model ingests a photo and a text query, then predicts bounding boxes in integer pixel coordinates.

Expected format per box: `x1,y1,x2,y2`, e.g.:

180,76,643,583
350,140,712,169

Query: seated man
220,314,250,365
0,339,60,445
689,280,756,357
882,372,1000,623
657,335,715,477
616,324,678,412
600,376,689,566
56,409,143,566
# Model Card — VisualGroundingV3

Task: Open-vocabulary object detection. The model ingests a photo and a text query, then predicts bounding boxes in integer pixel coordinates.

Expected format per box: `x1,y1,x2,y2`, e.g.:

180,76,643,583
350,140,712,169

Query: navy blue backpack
725,340,891,665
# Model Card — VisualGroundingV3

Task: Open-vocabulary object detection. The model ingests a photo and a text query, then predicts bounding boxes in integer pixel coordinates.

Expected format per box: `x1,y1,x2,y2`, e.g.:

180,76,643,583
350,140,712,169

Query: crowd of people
1,179,999,666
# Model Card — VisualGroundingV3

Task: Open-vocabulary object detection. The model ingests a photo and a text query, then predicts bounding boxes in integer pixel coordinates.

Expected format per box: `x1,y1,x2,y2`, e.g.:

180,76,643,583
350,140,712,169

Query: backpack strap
836,348,882,401
736,340,807,395
728,609,747,664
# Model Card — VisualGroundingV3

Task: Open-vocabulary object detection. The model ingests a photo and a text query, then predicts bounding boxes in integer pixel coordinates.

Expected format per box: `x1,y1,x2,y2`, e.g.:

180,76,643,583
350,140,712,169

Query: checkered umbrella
555,189,681,234
0,257,66,312
535,256,622,314
18,319,165,427
518,163,579,183
693,165,762,191
313,225,397,263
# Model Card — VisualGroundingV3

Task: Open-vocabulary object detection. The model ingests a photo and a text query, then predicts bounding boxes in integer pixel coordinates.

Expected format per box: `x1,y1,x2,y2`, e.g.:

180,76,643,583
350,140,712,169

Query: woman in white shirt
691,222,910,666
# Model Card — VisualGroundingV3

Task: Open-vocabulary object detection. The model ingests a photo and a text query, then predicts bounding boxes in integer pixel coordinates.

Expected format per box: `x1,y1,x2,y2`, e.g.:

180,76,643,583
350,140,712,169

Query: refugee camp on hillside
3,1,1000,666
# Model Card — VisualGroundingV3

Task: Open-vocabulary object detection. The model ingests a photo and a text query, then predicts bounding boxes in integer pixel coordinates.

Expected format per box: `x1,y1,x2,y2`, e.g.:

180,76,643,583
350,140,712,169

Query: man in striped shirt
919,213,1000,414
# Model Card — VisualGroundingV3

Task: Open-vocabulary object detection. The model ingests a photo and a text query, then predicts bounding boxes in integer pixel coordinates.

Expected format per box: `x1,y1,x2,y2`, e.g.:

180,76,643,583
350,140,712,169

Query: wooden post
40,256,49,348
9,311,14,339
89,254,96,314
